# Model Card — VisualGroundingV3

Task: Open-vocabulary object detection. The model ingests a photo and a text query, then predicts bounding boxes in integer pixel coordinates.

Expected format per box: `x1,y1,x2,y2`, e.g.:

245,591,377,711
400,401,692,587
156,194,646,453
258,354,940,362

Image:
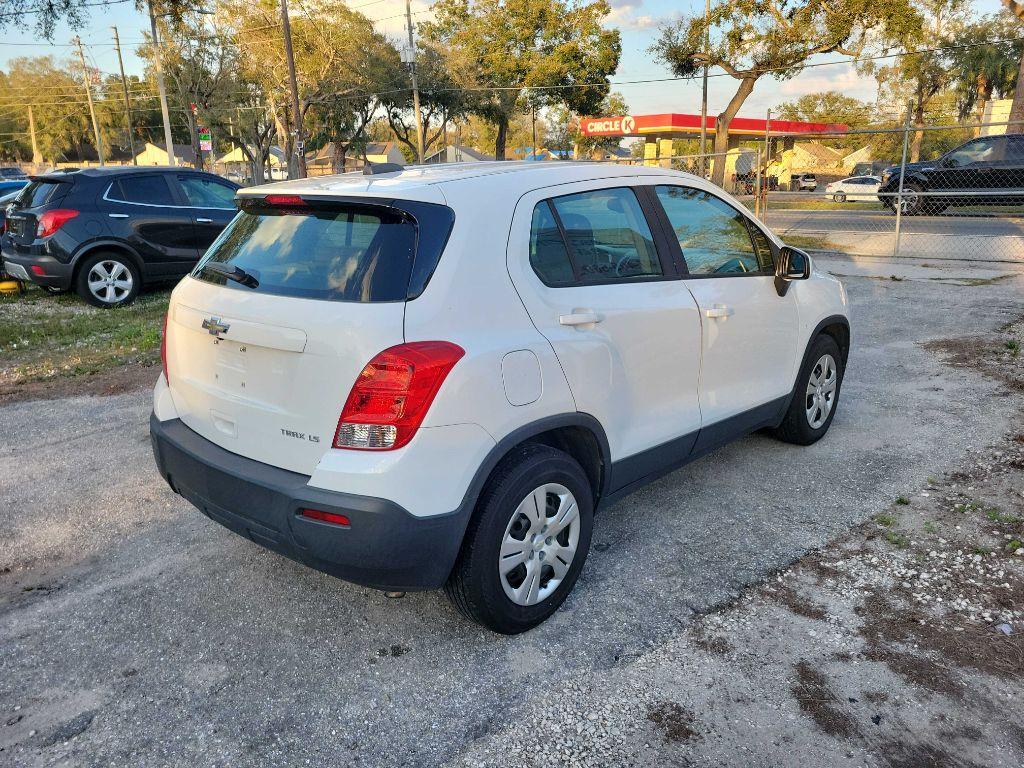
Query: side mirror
774,245,811,296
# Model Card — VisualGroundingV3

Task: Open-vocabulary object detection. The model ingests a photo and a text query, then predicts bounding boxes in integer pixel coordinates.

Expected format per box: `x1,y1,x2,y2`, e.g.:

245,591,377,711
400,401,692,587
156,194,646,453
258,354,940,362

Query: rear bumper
0,247,74,289
150,414,471,591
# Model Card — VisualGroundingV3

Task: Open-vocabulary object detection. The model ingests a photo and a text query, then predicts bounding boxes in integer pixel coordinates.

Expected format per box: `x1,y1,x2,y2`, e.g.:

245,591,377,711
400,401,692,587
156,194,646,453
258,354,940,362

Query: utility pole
699,0,709,176
280,0,307,178
112,26,138,165
27,105,42,165
404,0,425,164
148,2,177,166
73,36,105,165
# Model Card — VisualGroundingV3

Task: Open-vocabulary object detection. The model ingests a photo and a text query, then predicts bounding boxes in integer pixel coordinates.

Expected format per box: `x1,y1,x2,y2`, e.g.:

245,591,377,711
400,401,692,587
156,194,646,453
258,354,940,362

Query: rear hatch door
164,193,450,475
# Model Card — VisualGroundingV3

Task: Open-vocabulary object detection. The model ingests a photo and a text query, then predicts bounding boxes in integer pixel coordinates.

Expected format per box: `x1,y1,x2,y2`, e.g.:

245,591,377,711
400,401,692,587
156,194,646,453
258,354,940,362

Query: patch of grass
1007,540,1022,554
1005,339,1020,357
774,234,838,252
885,531,910,549
923,521,938,535
0,286,169,386
985,507,1020,525
875,513,897,527
895,496,910,506
972,545,993,556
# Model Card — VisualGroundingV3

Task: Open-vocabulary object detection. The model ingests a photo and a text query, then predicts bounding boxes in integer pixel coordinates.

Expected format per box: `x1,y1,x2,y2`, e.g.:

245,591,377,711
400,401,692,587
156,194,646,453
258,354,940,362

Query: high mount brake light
36,209,79,238
333,341,465,451
264,194,307,207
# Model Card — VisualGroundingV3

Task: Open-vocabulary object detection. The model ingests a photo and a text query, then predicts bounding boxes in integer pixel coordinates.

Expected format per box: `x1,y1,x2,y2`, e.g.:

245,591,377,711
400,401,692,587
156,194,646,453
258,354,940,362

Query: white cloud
776,64,879,102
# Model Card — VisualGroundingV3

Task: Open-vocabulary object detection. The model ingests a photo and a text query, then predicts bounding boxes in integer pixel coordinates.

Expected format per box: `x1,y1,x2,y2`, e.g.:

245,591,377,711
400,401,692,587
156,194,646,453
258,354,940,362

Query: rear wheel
445,444,594,634
773,334,844,446
76,252,140,308
896,182,926,216
833,192,846,203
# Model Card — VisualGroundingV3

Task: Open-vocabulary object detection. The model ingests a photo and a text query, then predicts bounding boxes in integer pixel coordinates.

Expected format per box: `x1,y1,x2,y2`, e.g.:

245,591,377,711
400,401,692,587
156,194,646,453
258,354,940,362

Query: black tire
444,444,594,634
75,252,141,308
773,334,844,446
898,181,926,216
833,193,846,203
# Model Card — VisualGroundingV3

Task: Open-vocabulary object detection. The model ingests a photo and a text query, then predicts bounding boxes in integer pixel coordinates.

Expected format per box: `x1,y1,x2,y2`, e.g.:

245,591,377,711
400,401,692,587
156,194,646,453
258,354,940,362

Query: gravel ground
1,252,1022,767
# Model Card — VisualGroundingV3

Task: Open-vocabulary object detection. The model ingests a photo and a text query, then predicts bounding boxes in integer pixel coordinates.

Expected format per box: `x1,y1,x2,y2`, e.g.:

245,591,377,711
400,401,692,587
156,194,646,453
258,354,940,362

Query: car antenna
363,160,404,176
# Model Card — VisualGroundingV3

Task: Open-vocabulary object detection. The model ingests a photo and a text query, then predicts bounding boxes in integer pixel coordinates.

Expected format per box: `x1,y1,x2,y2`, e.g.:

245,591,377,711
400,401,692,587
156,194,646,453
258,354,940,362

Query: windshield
193,205,418,303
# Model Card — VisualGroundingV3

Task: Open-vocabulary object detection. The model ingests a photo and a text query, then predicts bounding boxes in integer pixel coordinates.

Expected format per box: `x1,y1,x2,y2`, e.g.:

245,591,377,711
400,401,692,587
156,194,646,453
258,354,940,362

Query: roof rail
363,161,404,176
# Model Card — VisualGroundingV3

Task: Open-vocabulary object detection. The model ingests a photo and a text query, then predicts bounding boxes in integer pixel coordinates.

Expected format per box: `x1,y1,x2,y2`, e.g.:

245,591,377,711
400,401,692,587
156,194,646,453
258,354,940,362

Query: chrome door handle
559,311,602,327
108,213,129,219
196,217,213,223
704,304,734,319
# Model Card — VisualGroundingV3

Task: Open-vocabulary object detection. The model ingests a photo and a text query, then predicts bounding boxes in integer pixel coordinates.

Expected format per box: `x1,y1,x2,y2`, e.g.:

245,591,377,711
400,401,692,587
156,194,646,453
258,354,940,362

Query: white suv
150,163,850,633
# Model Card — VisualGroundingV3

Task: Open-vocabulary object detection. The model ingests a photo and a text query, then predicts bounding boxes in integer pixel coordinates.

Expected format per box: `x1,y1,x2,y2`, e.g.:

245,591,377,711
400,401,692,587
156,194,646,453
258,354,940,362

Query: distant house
841,145,872,171
423,144,494,164
216,144,286,168
588,145,631,162
307,141,405,173
790,142,844,171
981,98,1012,136
134,142,198,167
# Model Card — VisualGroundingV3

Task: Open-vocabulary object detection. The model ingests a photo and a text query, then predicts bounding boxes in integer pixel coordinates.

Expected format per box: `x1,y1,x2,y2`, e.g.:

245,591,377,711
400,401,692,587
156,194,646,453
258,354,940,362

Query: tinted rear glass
17,180,66,208
193,207,417,302
110,175,175,206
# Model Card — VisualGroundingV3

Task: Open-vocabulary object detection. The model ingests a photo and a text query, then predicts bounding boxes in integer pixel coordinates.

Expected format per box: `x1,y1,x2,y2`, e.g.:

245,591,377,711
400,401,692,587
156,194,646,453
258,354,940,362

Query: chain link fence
602,120,1024,262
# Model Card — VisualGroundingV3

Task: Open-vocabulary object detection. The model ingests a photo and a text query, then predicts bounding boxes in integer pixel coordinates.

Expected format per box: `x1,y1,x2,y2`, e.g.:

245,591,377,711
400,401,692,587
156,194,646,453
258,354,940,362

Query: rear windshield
17,180,67,208
193,206,418,302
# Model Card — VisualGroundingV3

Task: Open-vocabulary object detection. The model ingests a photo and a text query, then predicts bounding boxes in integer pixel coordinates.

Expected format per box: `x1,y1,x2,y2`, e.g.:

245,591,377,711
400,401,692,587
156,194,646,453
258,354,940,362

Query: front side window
943,137,998,167
655,185,770,276
109,175,175,206
178,175,237,208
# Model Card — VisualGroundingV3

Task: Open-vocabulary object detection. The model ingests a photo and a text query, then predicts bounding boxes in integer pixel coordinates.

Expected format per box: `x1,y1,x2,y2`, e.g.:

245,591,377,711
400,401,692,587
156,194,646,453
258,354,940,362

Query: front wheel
445,444,594,634
833,193,846,203
773,334,844,446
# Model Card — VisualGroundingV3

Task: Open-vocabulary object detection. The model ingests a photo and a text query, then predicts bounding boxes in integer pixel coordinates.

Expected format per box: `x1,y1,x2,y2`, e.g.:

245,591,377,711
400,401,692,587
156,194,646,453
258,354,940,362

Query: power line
0,0,132,19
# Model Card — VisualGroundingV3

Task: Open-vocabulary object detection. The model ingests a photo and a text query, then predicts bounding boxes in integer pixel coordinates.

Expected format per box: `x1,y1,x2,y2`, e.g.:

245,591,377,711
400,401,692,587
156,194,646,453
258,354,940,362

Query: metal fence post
754,148,762,220
763,109,771,225
893,101,912,259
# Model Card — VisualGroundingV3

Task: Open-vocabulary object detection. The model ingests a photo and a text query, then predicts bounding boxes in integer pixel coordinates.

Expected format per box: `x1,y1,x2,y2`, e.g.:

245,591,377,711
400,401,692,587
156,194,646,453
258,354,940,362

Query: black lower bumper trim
150,414,470,591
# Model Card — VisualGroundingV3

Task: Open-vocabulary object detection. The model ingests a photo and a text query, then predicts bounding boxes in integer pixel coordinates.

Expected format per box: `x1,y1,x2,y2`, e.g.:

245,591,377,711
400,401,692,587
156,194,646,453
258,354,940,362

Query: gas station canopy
579,113,847,138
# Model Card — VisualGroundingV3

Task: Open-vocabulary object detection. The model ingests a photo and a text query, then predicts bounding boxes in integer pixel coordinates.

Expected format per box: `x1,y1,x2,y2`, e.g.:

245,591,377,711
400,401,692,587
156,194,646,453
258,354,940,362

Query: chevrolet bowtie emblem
202,317,230,336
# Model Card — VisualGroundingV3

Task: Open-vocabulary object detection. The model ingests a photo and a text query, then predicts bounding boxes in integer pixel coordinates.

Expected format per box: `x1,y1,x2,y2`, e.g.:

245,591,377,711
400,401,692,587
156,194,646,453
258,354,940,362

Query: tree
871,0,971,161
422,0,621,160
545,91,628,159
1002,0,1024,133
651,0,922,185
775,92,872,128
947,15,1023,135
0,0,198,39
383,43,469,161
141,12,240,170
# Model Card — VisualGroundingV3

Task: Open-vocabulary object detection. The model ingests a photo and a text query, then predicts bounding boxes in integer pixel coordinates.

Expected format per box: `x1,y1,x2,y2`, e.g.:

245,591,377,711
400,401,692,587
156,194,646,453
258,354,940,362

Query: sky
0,0,1008,122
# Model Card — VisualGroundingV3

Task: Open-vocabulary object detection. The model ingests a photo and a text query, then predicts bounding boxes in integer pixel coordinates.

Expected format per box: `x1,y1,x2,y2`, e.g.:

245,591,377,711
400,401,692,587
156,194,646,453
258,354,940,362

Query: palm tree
949,16,1023,135
1003,0,1024,133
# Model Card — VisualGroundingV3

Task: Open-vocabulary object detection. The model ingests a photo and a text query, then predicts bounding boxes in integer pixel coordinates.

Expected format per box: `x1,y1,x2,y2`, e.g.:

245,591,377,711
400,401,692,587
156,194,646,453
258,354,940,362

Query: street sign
200,139,212,151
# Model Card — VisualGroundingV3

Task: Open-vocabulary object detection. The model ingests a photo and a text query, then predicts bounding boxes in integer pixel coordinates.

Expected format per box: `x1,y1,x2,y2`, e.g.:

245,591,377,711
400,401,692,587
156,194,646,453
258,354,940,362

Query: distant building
981,99,1012,136
307,141,405,173
790,142,844,171
423,144,494,163
841,145,873,171
134,142,197,167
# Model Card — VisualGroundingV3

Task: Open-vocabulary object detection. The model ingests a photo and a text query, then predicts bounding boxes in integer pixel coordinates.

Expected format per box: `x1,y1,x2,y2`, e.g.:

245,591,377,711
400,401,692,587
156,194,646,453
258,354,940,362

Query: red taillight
36,209,79,238
333,341,465,451
264,194,306,207
160,312,170,383
30,265,46,276
299,508,351,527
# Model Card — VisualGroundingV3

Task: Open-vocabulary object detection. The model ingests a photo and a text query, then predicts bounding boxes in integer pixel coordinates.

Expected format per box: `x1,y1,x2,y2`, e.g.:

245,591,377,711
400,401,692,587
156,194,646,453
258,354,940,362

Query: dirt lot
1,251,1022,767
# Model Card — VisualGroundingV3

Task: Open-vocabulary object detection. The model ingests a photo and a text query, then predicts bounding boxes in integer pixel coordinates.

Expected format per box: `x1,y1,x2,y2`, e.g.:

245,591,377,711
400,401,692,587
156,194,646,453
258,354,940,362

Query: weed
923,522,938,535
985,507,1020,524
885,532,910,549
895,496,910,506
875,513,897,527
1007,540,1022,554
1005,339,1020,356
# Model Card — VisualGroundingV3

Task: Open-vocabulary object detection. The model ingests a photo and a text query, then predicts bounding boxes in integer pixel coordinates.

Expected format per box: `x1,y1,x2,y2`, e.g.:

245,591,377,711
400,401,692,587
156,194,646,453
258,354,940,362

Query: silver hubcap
805,353,837,429
898,192,917,214
87,260,133,304
499,483,580,607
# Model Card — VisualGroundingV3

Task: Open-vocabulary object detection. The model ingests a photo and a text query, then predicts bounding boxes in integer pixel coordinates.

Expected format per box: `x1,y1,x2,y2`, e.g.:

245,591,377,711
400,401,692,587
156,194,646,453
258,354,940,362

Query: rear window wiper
199,262,259,289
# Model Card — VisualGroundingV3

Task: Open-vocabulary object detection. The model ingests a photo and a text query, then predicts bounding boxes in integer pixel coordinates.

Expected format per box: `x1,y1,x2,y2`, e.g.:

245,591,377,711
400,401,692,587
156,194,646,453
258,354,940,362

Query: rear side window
193,206,417,302
17,180,67,208
109,175,175,206
178,175,237,208
528,187,662,286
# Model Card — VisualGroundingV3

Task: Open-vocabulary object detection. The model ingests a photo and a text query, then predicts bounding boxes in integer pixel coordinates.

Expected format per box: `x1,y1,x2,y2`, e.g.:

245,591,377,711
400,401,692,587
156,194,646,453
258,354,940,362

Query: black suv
0,167,239,307
877,134,1024,215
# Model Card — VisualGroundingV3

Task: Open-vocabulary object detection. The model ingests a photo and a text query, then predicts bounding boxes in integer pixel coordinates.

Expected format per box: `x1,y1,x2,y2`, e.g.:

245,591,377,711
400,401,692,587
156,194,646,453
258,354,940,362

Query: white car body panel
824,176,882,201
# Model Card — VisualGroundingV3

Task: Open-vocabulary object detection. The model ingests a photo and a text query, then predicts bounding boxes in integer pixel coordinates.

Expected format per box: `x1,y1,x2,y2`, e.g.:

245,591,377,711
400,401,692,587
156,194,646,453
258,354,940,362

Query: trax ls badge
202,317,230,337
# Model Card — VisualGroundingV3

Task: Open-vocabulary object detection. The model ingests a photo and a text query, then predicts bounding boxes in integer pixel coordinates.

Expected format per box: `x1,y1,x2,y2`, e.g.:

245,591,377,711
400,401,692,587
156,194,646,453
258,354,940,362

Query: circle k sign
581,116,637,136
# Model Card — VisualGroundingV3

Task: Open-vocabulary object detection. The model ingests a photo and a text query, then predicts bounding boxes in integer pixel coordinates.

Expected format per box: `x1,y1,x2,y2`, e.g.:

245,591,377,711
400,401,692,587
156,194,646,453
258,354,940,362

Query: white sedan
823,175,881,202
